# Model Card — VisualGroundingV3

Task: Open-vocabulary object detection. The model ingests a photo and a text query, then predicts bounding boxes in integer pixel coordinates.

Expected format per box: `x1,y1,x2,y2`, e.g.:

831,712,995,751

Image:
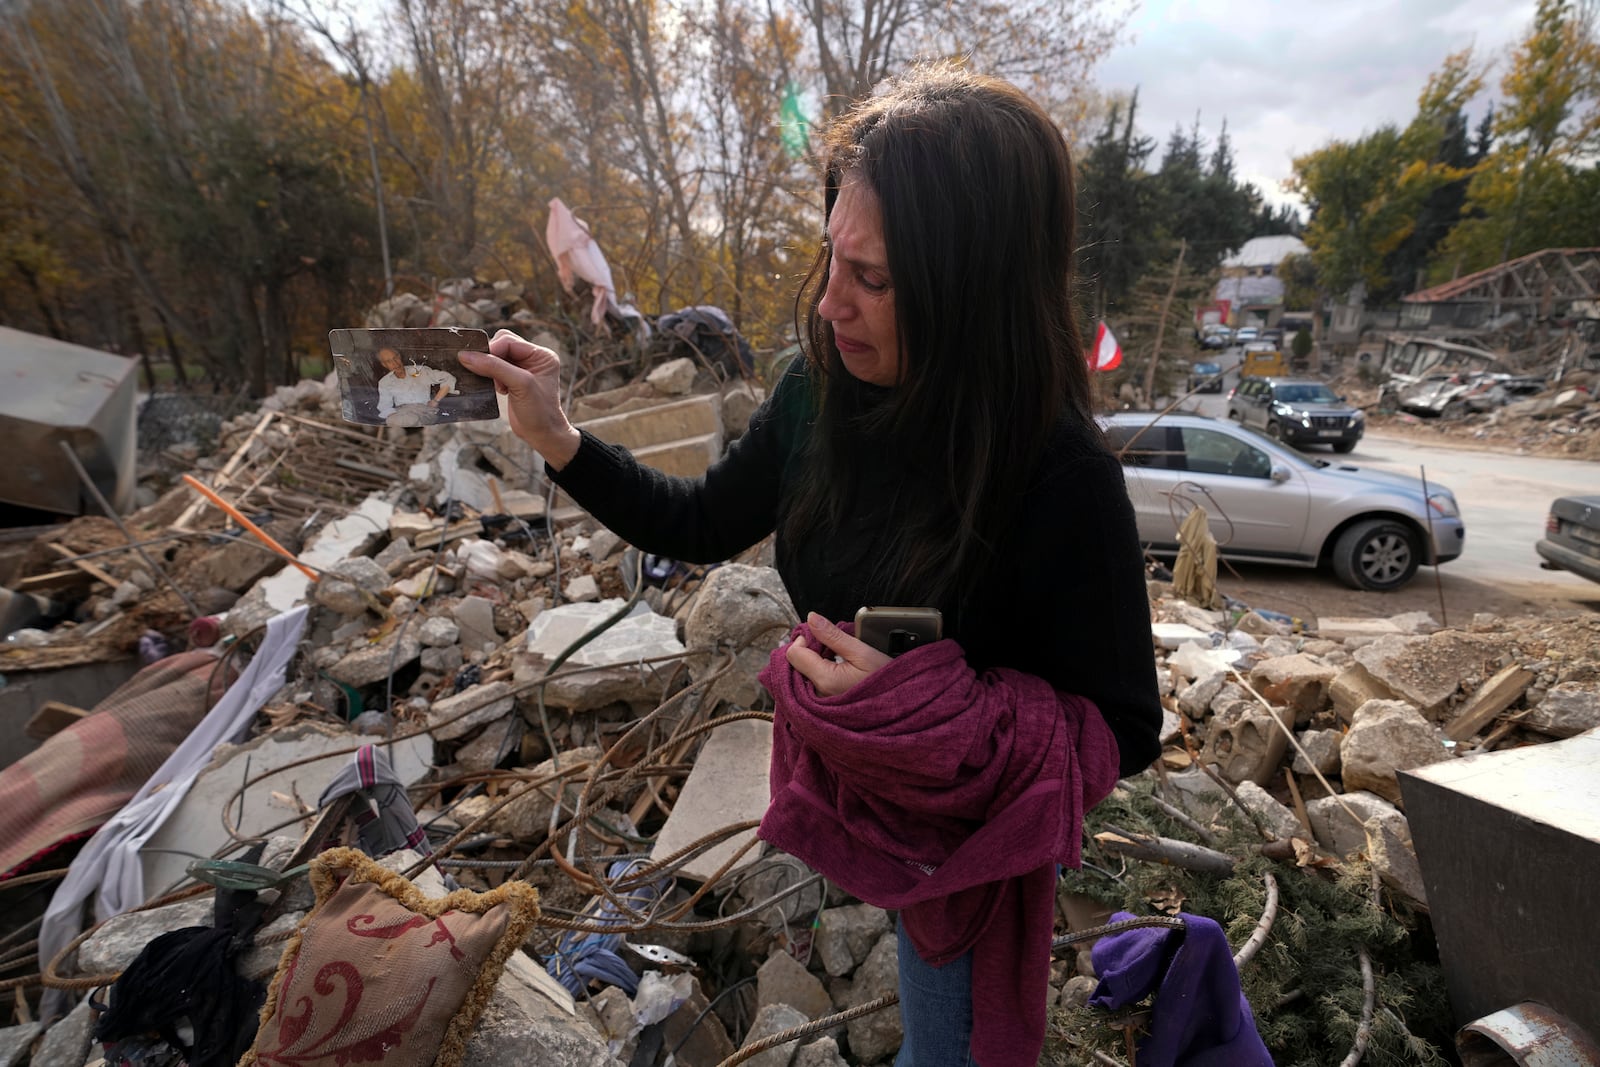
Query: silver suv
1101,412,1464,591
1227,377,1364,453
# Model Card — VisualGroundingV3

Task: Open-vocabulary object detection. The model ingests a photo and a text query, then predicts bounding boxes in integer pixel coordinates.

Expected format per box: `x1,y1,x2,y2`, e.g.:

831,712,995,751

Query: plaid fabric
0,651,227,879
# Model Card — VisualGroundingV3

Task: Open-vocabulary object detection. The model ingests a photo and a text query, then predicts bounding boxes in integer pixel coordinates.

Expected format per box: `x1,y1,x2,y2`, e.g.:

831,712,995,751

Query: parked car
1188,361,1225,393
1102,412,1463,591
1200,326,1233,349
1234,327,1260,344
1227,377,1365,452
1536,495,1600,585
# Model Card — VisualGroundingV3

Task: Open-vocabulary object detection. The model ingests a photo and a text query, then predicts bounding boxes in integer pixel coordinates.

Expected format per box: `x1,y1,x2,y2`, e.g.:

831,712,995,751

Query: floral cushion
240,847,540,1067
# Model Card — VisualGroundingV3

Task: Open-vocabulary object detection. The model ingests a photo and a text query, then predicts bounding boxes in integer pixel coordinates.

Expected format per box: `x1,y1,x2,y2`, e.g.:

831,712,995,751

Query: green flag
779,82,810,160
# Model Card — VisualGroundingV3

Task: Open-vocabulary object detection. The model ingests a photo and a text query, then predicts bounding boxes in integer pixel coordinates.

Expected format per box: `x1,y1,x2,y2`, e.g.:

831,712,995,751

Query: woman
465,64,1160,1066
375,346,456,426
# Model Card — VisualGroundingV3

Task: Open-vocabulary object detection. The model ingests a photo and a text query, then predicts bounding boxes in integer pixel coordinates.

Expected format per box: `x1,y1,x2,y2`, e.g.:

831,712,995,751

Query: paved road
1169,349,1599,618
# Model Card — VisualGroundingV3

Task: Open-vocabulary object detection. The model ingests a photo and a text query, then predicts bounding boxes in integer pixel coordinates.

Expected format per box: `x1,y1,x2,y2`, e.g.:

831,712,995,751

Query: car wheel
1332,441,1356,454
1266,420,1282,440
1331,519,1420,591
1227,407,1240,421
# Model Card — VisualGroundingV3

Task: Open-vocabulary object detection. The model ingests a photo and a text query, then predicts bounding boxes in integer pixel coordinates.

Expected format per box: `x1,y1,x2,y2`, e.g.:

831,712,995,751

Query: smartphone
854,606,943,657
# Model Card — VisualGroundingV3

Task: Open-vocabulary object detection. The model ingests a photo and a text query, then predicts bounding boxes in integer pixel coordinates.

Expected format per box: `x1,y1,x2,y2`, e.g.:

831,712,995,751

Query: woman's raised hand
785,612,892,697
459,329,582,469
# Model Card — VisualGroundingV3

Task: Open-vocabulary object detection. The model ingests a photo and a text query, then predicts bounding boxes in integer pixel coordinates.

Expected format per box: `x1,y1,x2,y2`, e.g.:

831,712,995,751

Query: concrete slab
1151,622,1212,649
526,600,685,668
577,394,721,452
650,719,771,883
140,722,432,897
258,493,394,613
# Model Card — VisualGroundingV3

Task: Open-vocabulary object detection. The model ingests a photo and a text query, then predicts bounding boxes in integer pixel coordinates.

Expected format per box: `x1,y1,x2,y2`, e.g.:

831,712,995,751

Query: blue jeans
895,919,978,1067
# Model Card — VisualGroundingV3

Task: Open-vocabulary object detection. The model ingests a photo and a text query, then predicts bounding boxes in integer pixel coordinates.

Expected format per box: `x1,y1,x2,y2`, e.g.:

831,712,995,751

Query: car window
1274,384,1338,403
1178,427,1273,479
1104,424,1174,469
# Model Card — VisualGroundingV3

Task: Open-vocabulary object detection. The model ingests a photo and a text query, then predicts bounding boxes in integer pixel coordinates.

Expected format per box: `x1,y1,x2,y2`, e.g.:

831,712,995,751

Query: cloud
1096,0,1537,208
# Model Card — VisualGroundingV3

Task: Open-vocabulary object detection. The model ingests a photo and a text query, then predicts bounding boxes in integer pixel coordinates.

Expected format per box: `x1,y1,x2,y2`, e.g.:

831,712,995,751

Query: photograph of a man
376,347,457,426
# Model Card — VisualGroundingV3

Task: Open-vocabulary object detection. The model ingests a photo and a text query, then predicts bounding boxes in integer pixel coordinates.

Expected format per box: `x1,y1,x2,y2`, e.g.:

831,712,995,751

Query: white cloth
39,606,309,1016
545,197,648,335
377,364,456,418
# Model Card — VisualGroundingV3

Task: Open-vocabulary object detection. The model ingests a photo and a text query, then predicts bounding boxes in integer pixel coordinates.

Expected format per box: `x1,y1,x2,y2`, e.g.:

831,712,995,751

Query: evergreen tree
1076,91,1160,318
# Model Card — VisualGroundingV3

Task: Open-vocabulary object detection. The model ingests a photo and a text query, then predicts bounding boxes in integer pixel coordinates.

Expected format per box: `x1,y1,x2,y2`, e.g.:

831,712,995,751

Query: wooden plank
43,542,120,589
172,410,277,530
25,701,89,741
1446,665,1536,742
15,568,89,593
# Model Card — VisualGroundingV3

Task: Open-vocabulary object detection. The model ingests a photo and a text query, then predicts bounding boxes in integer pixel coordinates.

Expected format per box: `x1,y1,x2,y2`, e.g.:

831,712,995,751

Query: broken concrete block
1306,790,1408,860
721,382,765,439
455,747,602,843
0,1023,40,1067
1152,622,1212,649
649,719,771,883
526,600,686,670
452,717,521,775
419,615,460,647
259,494,393,614
465,951,622,1067
1318,617,1404,641
845,930,903,1063
1366,816,1427,906
1330,663,1392,722
792,1036,849,1067
331,556,391,594
1168,641,1240,678
581,987,639,1064
647,357,698,395
587,529,622,561
740,1003,809,1067
758,949,834,1022
1250,654,1337,723
139,722,433,897
1522,682,1600,738
1341,699,1453,805
1202,706,1291,786
1235,781,1302,840
564,574,600,603
374,537,412,569
1169,602,1225,632
32,996,92,1067
1352,632,1496,716
420,645,464,674
814,904,891,978
327,629,421,686
79,895,214,974
682,565,795,707
659,976,736,1067
428,680,515,742
453,595,500,652
312,577,368,616
1291,729,1342,777
1177,670,1227,718
112,579,142,606
1236,611,1285,637
1158,768,1230,824
579,394,722,453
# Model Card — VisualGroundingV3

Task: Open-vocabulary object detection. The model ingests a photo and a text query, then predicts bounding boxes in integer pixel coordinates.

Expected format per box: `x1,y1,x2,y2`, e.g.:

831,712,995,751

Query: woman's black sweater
547,367,1162,778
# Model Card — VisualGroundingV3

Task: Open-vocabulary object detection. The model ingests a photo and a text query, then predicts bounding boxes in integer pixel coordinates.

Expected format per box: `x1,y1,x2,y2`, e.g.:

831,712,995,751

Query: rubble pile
2,343,1596,1065
1367,369,1600,458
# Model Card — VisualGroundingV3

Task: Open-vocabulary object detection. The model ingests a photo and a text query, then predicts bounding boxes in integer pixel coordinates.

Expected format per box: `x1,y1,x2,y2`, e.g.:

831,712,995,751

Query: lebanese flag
1088,322,1122,372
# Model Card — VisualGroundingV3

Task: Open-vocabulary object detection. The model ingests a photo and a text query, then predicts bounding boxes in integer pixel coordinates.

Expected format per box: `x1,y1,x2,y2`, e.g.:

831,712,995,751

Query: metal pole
1418,464,1448,628
58,440,202,618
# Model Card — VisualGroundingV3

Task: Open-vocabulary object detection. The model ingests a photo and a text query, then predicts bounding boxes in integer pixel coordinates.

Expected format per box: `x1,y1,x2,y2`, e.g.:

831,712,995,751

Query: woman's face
818,177,900,387
377,348,404,376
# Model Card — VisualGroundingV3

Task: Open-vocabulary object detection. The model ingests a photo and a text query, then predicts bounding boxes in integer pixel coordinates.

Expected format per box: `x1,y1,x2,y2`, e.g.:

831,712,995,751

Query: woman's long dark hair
783,63,1095,613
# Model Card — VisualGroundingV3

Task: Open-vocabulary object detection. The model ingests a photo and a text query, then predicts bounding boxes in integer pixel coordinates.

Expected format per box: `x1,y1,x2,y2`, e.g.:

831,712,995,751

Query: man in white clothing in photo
375,347,456,426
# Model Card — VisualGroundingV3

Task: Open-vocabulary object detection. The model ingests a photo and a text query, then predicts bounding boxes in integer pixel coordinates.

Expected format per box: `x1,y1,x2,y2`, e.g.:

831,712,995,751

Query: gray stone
1202,706,1292,786
419,615,461,647
327,629,421,686
581,986,638,1064
1329,663,1393,722
464,951,622,1067
0,1023,40,1067
649,719,771,883
845,930,902,1063
1060,975,1099,1010
1305,790,1408,860
1341,700,1453,804
740,1003,808,1067
564,574,601,603
455,747,602,842
312,577,368,616
758,949,834,1021
1367,817,1427,906
1523,682,1600,738
525,600,685,670
721,382,765,438
330,556,391,594
1235,781,1303,841
792,1036,849,1067
453,595,501,651
112,580,142,607
452,717,522,775
683,565,795,707
1250,654,1337,723
587,529,622,561
659,976,736,1067
1177,670,1227,718
1292,729,1343,777
1352,632,1495,715
1158,767,1229,824
32,997,92,1067
427,680,516,742
374,537,413,569
421,644,464,674
814,904,892,978
80,895,214,974
647,357,698,395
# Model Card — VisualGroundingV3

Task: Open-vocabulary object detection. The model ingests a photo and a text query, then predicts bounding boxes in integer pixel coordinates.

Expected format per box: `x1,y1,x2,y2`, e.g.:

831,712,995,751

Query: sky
1096,0,1540,211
